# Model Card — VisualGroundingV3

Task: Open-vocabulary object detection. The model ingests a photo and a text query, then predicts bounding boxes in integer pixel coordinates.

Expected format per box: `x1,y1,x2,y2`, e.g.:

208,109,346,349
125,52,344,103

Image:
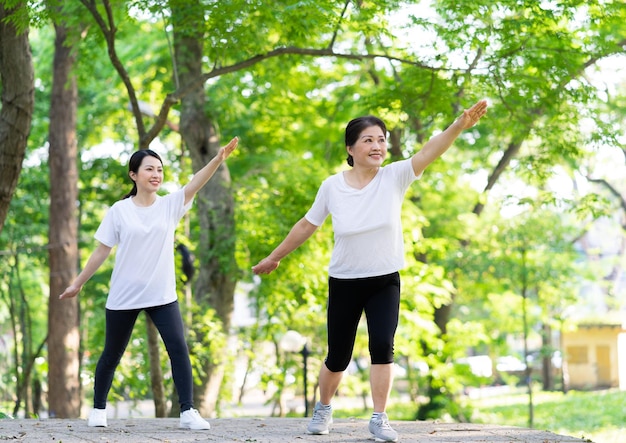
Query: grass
333,388,625,443
469,388,625,443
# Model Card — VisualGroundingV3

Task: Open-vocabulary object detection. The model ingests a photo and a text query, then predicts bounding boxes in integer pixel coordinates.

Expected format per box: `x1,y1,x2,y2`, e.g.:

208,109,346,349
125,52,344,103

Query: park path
0,417,589,442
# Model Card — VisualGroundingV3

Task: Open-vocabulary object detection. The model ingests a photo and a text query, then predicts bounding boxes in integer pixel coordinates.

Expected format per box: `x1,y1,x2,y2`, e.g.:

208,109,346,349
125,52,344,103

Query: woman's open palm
458,100,488,129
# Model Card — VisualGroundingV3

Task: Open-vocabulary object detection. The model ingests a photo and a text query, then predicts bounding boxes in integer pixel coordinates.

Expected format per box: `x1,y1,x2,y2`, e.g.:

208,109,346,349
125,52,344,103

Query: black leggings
93,301,193,411
325,272,400,372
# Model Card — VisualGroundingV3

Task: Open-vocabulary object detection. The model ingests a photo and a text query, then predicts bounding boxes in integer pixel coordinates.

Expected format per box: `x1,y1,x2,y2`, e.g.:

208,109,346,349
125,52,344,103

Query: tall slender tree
47,9,81,418
0,0,34,234
169,0,236,415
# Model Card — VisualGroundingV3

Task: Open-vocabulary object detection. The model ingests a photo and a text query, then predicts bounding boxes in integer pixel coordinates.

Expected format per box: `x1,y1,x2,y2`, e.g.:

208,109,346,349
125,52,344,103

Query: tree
47,6,82,418
0,0,34,234
165,0,237,415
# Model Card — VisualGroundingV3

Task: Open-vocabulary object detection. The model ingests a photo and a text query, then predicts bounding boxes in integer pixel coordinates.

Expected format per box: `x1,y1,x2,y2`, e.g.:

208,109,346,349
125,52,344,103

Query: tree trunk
541,323,554,391
0,0,34,235
170,1,237,416
146,315,167,417
47,20,81,418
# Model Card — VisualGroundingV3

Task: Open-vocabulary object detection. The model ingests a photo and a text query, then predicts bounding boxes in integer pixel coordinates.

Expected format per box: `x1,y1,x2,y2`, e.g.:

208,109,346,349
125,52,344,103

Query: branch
453,47,483,114
171,46,438,102
587,176,626,214
472,138,525,216
79,0,147,142
141,94,179,149
474,40,626,216
328,0,351,50
144,46,443,147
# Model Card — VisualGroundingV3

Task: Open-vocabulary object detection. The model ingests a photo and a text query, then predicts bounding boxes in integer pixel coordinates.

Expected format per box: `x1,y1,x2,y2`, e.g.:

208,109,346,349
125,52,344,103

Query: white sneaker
179,408,211,430
369,412,398,442
88,408,107,427
307,401,333,435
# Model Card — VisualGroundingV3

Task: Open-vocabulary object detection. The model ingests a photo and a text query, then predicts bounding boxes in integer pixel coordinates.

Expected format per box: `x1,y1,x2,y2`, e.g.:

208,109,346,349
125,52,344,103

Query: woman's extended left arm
184,136,239,205
411,100,487,177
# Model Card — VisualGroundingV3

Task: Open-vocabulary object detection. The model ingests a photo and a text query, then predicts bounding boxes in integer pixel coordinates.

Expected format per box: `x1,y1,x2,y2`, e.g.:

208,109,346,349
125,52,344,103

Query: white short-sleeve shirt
95,188,193,310
305,158,419,279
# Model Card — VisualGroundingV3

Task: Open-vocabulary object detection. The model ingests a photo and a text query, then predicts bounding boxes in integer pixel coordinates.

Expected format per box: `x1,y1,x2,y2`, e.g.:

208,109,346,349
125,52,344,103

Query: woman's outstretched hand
252,257,280,275
59,284,81,300
456,99,488,130
218,137,239,161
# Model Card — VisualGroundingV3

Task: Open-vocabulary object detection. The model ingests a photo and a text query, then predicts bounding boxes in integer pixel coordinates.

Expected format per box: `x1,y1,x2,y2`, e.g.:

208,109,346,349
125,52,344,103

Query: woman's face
347,125,387,168
130,156,163,193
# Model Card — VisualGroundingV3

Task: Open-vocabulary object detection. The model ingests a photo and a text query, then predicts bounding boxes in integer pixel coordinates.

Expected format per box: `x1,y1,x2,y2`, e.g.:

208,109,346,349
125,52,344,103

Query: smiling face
347,125,387,168
129,155,163,194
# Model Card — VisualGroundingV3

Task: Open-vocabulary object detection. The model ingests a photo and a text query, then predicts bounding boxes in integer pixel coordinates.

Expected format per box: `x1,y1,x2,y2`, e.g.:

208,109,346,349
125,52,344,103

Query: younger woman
60,137,238,429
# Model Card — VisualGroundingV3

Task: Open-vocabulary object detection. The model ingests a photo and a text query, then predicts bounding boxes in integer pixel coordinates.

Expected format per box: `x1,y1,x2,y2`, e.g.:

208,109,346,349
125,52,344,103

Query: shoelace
311,409,330,424
374,416,393,430
186,409,201,419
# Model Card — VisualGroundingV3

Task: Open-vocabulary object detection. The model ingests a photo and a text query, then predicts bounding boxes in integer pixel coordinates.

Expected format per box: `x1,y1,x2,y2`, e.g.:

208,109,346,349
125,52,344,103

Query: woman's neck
344,166,379,190
131,192,157,207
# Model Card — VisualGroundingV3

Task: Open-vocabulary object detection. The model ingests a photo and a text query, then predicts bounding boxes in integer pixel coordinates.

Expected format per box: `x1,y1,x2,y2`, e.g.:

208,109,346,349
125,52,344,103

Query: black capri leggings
93,300,193,411
324,272,401,372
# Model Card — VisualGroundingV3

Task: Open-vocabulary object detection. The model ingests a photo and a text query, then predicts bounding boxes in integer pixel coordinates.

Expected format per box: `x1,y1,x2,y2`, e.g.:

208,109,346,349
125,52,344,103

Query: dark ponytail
123,183,138,200
122,149,163,199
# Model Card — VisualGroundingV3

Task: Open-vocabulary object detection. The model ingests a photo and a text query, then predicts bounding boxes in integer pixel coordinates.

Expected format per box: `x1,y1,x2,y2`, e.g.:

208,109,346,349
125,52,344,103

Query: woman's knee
369,338,394,364
324,354,351,372
98,351,124,369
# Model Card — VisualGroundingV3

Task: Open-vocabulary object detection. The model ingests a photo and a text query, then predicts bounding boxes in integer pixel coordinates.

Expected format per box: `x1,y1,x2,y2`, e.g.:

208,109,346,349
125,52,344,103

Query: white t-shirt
94,188,193,310
305,158,419,279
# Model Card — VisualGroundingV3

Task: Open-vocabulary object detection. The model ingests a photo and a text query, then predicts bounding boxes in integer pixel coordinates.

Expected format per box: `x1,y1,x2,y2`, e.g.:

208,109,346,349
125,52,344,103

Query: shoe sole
307,429,330,435
371,434,398,442
179,425,211,430
307,417,332,435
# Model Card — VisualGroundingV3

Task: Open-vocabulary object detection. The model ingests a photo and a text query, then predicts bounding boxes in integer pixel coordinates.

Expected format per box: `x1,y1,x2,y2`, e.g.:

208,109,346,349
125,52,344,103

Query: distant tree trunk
170,1,237,416
0,0,34,235
541,323,554,391
47,19,81,418
146,315,167,416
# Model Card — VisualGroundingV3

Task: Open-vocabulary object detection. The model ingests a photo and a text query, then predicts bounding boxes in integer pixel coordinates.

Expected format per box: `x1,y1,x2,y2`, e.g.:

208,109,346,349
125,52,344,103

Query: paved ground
0,417,590,442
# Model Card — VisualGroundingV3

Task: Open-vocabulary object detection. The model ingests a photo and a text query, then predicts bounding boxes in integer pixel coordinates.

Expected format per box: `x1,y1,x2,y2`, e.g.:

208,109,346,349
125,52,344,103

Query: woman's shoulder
108,198,129,210
105,197,138,216
380,158,416,178
313,170,333,185
382,157,412,171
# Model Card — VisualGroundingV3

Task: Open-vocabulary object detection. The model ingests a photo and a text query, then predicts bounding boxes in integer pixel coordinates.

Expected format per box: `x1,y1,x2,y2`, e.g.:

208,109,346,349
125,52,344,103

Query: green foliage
471,389,626,443
0,158,50,416
188,307,228,371
234,154,332,400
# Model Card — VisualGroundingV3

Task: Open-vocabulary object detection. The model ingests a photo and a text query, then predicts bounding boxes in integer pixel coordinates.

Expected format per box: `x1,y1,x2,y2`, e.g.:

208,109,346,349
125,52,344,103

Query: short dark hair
122,149,163,199
344,116,386,167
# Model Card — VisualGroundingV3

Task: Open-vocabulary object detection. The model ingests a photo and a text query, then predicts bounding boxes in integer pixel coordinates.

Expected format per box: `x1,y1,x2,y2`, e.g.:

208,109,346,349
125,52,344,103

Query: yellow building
561,322,626,390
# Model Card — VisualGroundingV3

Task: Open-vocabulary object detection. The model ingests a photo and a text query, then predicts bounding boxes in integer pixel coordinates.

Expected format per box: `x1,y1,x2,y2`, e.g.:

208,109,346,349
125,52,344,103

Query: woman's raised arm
411,100,487,177
184,137,239,205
